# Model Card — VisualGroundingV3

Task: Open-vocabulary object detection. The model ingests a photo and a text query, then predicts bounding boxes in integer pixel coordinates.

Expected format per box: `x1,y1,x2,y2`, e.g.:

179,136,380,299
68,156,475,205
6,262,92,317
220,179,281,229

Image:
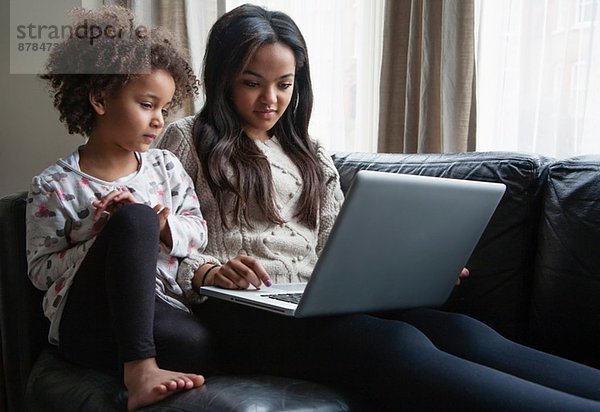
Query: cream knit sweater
157,117,344,300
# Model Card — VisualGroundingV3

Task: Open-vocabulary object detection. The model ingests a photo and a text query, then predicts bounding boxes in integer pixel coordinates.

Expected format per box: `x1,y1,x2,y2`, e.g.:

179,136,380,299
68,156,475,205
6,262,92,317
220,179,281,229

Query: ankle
124,357,158,380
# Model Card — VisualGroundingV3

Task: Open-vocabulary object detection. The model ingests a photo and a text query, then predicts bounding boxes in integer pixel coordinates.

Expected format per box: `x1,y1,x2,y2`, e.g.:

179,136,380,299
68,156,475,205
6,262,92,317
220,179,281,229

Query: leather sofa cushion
530,155,600,367
26,350,356,412
332,151,552,342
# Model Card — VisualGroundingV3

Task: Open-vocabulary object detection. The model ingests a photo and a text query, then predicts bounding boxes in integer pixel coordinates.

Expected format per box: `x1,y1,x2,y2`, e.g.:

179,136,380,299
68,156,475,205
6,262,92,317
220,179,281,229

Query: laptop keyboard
265,292,303,304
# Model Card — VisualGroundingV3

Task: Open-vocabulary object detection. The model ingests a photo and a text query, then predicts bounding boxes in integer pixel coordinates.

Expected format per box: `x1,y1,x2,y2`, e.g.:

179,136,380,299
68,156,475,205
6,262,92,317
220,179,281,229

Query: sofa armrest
0,192,50,411
531,155,600,367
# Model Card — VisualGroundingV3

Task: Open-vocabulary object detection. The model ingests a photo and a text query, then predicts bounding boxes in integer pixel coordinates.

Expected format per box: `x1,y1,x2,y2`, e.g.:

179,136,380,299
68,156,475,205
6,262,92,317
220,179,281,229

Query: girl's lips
256,110,277,120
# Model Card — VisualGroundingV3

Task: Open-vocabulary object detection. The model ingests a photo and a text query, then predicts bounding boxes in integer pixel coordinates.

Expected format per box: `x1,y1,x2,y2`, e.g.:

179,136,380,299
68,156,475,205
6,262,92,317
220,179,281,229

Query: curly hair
41,5,199,136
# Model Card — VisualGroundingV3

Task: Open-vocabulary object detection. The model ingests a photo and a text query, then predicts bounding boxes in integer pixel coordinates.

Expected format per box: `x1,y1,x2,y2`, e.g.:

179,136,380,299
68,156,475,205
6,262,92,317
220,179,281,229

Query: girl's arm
316,146,345,256
26,176,95,291
161,150,208,258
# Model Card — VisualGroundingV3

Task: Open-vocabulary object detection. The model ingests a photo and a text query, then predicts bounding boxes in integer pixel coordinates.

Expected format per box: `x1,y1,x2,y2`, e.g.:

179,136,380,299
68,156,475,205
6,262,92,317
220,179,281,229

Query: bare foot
124,357,204,411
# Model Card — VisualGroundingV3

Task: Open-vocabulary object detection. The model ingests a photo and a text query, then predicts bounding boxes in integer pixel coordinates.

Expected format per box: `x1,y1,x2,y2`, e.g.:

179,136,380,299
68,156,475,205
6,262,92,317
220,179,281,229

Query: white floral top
26,148,207,344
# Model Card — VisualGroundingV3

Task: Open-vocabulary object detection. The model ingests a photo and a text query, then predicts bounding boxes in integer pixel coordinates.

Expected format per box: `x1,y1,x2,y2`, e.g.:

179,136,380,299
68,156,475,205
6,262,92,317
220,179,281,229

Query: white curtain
115,0,383,151
475,0,600,158
126,0,217,114
226,0,385,152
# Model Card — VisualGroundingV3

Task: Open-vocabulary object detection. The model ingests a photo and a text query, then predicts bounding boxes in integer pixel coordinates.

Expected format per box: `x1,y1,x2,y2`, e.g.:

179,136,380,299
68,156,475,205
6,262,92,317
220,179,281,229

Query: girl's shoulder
143,148,184,168
161,116,195,144
31,155,78,188
312,139,339,180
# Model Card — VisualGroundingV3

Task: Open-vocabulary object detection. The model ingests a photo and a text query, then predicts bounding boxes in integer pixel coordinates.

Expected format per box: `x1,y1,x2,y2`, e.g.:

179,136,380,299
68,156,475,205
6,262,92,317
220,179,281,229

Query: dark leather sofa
2,151,600,411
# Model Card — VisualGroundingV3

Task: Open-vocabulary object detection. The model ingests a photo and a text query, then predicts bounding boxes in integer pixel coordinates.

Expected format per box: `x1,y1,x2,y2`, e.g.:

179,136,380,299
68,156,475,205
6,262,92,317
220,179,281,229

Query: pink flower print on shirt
54,276,66,294
35,203,56,218
54,188,75,202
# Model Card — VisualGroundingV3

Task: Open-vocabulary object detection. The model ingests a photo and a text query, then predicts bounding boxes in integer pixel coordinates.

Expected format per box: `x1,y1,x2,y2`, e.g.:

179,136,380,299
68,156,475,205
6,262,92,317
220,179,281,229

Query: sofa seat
26,350,353,412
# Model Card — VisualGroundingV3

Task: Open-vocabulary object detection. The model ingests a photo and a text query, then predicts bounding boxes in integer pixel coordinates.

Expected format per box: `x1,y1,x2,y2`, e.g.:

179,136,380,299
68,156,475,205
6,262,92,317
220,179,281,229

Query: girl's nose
151,112,164,129
261,86,277,104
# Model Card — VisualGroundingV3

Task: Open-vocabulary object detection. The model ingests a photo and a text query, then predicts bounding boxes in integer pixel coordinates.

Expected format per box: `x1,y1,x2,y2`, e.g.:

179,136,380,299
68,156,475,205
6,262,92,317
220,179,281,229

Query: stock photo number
17,42,61,52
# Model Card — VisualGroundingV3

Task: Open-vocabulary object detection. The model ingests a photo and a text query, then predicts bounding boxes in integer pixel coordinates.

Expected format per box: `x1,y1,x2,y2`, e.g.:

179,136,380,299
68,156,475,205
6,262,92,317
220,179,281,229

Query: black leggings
57,204,600,410
59,204,213,374
196,299,600,411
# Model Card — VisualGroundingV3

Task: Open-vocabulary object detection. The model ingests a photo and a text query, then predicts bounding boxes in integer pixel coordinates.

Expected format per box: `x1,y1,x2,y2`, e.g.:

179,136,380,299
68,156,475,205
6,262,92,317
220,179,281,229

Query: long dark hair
193,4,324,229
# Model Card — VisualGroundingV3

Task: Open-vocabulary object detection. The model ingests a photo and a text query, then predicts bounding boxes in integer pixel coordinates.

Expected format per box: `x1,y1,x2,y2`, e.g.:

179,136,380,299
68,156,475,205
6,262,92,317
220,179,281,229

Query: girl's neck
78,140,139,182
244,128,271,142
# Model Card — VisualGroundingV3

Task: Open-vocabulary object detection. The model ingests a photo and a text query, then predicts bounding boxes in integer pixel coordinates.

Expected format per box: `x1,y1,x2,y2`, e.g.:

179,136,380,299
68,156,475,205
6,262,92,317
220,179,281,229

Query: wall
0,0,81,197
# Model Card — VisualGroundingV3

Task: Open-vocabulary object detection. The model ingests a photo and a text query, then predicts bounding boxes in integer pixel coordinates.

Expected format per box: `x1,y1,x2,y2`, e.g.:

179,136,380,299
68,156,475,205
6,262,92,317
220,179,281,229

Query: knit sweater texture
157,116,344,289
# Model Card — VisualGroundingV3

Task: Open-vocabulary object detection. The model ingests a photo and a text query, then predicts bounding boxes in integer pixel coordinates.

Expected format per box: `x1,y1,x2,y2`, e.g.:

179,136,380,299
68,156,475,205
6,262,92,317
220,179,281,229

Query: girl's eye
244,81,259,88
280,83,293,90
161,109,169,117
141,102,152,109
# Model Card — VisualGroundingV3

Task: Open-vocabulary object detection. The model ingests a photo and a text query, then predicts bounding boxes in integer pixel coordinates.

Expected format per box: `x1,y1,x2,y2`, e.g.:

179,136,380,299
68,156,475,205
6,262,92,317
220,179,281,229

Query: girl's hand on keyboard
209,254,272,290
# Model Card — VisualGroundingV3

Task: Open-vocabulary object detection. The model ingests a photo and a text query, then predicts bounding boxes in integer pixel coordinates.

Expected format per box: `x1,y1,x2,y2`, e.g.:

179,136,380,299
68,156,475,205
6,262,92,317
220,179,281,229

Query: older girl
158,4,600,410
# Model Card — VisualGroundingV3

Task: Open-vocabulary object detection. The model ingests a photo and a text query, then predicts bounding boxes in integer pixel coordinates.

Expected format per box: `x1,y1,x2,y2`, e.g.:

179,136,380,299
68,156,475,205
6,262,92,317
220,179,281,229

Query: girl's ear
88,90,106,115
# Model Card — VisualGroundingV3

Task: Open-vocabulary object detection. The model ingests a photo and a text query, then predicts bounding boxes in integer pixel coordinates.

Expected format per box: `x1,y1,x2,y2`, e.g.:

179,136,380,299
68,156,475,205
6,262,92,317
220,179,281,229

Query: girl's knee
108,203,159,233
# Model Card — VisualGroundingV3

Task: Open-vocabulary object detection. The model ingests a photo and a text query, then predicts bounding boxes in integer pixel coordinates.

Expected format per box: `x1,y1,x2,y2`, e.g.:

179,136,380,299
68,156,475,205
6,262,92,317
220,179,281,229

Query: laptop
200,170,506,317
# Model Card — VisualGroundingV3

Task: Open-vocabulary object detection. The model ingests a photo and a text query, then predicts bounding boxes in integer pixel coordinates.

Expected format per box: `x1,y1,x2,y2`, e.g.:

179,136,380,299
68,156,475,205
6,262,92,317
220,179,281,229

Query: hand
153,204,172,247
456,267,470,286
92,190,137,220
204,255,272,290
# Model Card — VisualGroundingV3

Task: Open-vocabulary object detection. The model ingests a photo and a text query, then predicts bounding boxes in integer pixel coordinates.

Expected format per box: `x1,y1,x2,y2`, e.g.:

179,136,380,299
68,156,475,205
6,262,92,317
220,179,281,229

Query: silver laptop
200,170,506,317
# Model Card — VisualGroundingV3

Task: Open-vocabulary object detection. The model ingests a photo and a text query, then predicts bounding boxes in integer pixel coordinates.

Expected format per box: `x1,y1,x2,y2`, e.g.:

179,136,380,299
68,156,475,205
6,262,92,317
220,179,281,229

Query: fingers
239,255,272,287
456,267,470,285
153,204,170,227
92,190,137,220
153,204,169,216
213,255,272,290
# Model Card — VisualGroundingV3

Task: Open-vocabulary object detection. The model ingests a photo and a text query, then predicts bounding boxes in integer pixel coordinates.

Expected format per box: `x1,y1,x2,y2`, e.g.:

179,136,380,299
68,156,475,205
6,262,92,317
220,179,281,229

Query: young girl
157,4,600,410
27,6,210,411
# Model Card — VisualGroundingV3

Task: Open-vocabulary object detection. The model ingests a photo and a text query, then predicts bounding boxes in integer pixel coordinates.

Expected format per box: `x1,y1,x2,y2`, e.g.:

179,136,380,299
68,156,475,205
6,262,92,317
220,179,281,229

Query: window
475,0,600,158
576,0,599,26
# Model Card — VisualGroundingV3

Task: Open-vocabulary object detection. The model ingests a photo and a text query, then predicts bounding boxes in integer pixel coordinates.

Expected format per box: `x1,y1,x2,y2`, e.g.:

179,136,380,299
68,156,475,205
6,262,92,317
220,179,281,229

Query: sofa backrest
332,151,553,342
530,155,600,368
0,191,49,412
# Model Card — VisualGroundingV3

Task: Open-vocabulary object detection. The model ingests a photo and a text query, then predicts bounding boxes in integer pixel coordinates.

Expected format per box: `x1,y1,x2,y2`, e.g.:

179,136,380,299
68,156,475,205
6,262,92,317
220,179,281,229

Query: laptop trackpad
261,282,306,294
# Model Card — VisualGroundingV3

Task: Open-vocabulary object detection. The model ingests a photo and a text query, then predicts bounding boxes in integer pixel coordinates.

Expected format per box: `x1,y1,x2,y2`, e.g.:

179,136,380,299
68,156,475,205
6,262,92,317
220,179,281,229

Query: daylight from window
226,0,384,153
475,0,600,158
